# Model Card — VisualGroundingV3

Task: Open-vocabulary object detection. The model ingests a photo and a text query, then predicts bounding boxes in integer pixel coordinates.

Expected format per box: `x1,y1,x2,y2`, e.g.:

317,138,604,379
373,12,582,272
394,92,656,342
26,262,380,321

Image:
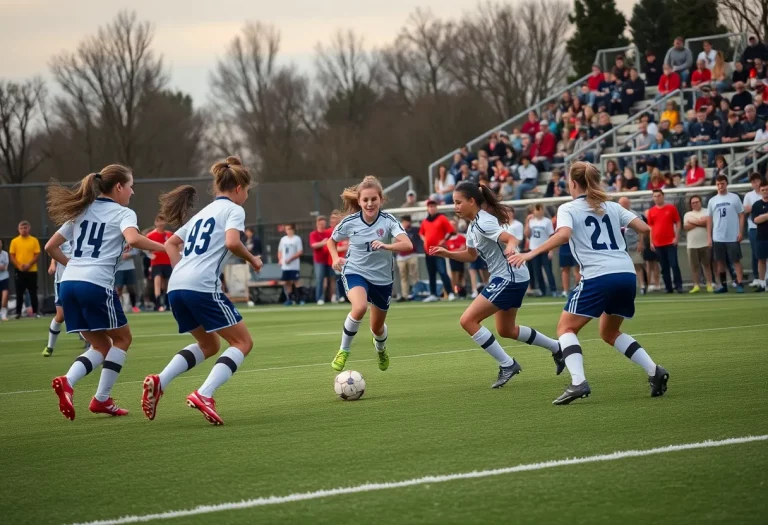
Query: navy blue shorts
168,290,243,333
115,269,137,287
341,273,392,311
756,240,768,260
449,259,465,272
470,258,488,270
0,278,8,293
565,272,636,319
559,244,576,267
151,264,172,280
281,270,300,281
481,277,528,311
54,282,62,307
60,281,127,333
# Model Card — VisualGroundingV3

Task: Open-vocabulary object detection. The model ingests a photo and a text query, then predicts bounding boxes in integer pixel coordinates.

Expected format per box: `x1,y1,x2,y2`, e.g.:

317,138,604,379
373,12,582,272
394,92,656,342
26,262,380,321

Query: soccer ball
334,370,366,401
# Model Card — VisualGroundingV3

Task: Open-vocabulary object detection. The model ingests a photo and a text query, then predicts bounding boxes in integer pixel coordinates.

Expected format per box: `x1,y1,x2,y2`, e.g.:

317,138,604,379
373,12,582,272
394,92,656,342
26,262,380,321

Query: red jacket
587,73,603,92
658,72,681,94
691,68,712,86
521,121,539,138
419,214,454,251
539,132,556,158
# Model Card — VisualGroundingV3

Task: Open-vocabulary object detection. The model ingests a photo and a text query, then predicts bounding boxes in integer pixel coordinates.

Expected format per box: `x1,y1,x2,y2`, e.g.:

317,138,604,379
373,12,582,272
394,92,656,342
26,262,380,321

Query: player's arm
509,227,570,267
164,235,184,268
498,231,520,253
754,211,768,224
373,233,413,253
706,215,713,247
123,226,165,254
430,244,478,262
225,229,263,271
44,232,71,267
737,212,745,242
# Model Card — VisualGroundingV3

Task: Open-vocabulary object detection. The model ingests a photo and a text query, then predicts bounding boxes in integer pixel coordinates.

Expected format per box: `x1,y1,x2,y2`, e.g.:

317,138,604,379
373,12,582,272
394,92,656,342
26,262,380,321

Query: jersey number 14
74,220,105,258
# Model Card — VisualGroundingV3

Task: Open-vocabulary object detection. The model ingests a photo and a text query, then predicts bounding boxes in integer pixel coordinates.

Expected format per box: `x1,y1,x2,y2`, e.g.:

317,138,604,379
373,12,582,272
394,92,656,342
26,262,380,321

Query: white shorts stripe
213,293,236,326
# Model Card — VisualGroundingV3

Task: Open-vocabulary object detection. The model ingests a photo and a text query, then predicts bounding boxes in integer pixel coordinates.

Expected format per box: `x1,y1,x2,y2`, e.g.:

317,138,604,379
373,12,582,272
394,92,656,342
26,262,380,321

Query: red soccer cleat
52,376,75,421
89,397,129,416
141,375,163,420
186,390,223,425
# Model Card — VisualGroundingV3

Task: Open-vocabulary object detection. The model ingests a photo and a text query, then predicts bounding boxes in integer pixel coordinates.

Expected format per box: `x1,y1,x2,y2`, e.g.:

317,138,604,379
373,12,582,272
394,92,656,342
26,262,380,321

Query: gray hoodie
664,46,693,73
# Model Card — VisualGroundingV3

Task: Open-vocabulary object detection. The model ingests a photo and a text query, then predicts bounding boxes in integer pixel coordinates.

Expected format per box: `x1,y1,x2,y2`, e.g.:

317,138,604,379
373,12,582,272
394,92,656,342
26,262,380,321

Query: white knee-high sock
613,333,657,375
472,327,514,367
198,347,246,398
340,314,362,351
95,347,127,401
65,348,104,387
514,325,559,354
158,344,206,390
48,320,62,349
372,324,388,352
559,332,586,385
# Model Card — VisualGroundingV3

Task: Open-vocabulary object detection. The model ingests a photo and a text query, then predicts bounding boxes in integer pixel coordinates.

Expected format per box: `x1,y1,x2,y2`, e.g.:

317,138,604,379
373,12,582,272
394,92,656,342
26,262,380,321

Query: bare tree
719,0,768,42
0,77,48,184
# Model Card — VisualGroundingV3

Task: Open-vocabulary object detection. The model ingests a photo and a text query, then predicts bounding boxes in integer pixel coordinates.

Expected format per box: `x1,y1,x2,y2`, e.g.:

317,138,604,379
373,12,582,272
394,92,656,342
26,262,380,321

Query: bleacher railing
594,44,640,75
564,89,684,171
599,140,768,182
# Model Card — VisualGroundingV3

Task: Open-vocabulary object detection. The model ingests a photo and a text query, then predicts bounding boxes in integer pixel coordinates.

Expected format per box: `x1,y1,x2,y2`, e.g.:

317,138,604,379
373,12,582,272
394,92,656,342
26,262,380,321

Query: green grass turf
0,294,766,525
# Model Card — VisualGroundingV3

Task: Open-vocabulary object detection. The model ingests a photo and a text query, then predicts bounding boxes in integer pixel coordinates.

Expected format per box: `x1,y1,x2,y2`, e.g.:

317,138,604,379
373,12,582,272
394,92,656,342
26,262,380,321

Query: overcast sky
0,0,636,106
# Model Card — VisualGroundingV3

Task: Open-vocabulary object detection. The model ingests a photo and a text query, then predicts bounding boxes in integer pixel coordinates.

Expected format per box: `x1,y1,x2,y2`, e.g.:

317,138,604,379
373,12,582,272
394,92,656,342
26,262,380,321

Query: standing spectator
730,82,753,113
328,210,348,303
0,239,8,320
612,55,628,82
669,121,690,170
521,111,540,138
741,105,764,141
691,59,712,91
419,199,455,302
278,224,303,305
525,205,557,297
309,215,333,304
664,36,693,86
115,245,140,313
434,165,456,204
244,226,262,277
620,67,645,114
688,108,718,166
658,63,681,98
743,173,764,288
683,195,714,293
644,49,661,87
750,178,768,291
707,175,746,293
619,197,647,293
514,156,539,200
647,190,683,293
444,219,467,297
9,220,40,319
684,155,707,187
395,215,420,301
146,215,173,312
712,51,731,92
742,35,768,70
698,40,717,70
721,111,743,146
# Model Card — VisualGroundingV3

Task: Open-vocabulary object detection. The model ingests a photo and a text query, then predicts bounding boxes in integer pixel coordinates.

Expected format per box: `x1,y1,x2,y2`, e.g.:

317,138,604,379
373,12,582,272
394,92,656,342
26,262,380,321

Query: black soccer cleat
552,381,591,405
649,365,669,397
491,360,522,389
553,346,566,376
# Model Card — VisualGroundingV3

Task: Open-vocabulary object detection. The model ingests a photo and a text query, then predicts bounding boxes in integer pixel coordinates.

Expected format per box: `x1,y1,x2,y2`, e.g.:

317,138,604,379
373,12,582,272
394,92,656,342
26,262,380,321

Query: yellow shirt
661,110,679,128
10,235,41,272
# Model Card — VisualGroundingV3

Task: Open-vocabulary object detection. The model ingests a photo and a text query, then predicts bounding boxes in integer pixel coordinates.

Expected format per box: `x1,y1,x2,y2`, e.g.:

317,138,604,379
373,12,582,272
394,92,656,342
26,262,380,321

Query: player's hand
48,265,55,275
250,256,263,272
708,239,713,248
637,244,643,254
333,258,346,272
650,243,656,252
547,251,554,260
428,246,448,257
507,251,533,267
371,240,388,251
737,233,743,242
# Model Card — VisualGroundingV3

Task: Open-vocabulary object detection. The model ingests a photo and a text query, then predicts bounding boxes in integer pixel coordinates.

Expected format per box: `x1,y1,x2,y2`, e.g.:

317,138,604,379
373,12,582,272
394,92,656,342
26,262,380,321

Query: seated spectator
519,134,532,159
716,98,731,126
755,94,768,120
684,155,706,187
691,59,712,92
514,156,539,200
476,157,491,181
587,64,604,98
741,104,764,141
684,109,696,134
596,111,614,146
559,91,573,114
670,172,683,188
521,111,540,138
468,159,480,181
688,108,718,166
604,159,621,189
478,173,490,189
658,63,681,99
494,159,510,182
570,97,585,120
484,133,505,163
619,121,653,171
532,121,556,168
721,111,743,145
553,128,573,162
712,155,728,180
620,67,645,114
503,146,516,167
755,118,768,145
749,57,768,93
571,127,595,163
449,152,465,180
712,51,731,92
641,113,658,137
698,40,716,70
731,82,753,114
648,168,666,190
544,169,566,198
732,62,749,87
617,166,640,192
591,71,613,111
578,83,591,106
742,35,768,70
665,36,693,86
661,100,680,128
648,132,671,170
669,121,690,170
658,119,672,139
509,128,523,152
434,165,456,204
499,176,515,200
459,145,476,164
402,189,418,208
612,55,628,82
459,162,472,182
644,49,661,87
544,101,559,128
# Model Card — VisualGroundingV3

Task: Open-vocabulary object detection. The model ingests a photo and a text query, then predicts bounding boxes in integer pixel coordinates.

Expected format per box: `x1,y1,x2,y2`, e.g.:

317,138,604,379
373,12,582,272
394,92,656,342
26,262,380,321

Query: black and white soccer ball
334,370,366,401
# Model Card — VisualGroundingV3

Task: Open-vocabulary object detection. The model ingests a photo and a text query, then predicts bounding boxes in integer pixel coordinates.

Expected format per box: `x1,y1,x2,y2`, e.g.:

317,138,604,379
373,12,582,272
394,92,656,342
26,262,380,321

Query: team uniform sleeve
119,209,139,233
466,230,476,248
556,205,574,231
477,216,503,242
331,220,350,242
734,195,744,214
225,206,246,232
389,217,406,238
57,221,75,241
174,222,189,244
618,206,640,228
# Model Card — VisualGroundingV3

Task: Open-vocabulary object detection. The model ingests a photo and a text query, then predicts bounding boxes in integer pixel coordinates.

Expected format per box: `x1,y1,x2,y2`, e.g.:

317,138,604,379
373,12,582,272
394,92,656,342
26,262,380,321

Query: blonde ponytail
570,161,607,215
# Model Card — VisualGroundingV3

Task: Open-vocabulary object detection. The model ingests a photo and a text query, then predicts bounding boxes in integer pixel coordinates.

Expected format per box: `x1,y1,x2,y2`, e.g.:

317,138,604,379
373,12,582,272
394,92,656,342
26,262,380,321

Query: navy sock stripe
49,329,61,335
562,345,582,358
481,334,497,350
102,361,122,373
625,341,642,359
525,328,537,345
343,327,358,337
178,349,198,370
75,356,94,375
216,356,238,374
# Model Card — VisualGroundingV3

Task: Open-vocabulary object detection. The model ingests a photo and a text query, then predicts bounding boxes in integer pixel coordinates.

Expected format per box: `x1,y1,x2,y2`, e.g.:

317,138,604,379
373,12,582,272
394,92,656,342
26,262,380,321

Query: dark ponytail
454,181,510,225
158,185,197,227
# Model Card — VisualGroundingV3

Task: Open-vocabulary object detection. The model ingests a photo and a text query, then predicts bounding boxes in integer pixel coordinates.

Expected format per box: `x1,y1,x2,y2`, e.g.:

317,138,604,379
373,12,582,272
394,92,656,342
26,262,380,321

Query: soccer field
1,295,766,525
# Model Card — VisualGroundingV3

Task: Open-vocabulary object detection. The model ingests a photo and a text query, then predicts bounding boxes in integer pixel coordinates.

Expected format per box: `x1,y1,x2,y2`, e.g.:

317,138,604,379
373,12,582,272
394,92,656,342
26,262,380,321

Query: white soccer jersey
556,196,638,280
54,240,73,283
278,235,303,271
467,210,530,283
504,220,524,242
527,217,554,250
59,198,138,289
707,192,744,242
168,197,246,294
332,211,406,286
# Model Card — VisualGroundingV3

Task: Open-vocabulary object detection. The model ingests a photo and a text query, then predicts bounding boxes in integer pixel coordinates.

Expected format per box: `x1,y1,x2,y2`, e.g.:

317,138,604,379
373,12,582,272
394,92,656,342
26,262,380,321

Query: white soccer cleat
423,295,439,302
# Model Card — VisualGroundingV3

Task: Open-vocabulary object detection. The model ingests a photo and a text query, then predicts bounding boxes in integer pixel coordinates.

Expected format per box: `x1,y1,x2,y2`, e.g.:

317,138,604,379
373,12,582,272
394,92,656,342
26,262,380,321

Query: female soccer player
508,161,669,405
429,182,564,389
0,239,9,321
45,165,166,420
141,156,262,426
525,204,558,297
328,176,413,372
42,239,74,357
146,215,173,311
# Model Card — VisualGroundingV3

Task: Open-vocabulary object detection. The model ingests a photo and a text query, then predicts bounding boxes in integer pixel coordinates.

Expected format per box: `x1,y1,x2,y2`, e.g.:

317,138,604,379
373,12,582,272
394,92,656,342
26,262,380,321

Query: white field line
1,323,766,397
67,434,768,525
